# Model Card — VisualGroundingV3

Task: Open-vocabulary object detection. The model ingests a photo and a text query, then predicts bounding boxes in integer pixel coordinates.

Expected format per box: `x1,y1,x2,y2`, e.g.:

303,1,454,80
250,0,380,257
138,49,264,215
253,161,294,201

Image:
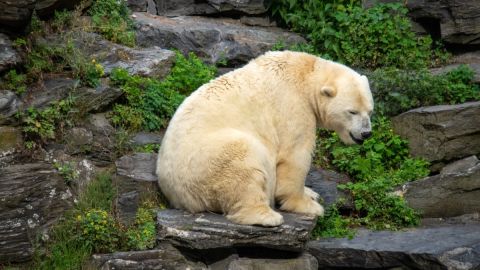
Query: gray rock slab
156,209,317,252
402,161,480,218
305,168,351,209
90,243,207,269
24,78,80,109
308,224,480,269
0,126,23,155
155,0,268,16
116,153,157,182
0,90,22,124
224,253,318,270
0,0,35,32
134,12,305,65
72,82,123,114
392,101,480,164
130,131,164,146
35,0,82,18
0,162,73,263
0,33,21,72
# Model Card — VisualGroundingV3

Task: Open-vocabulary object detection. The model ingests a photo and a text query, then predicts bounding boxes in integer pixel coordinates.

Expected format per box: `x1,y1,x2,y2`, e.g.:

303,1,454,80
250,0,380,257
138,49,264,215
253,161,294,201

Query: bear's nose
361,131,372,139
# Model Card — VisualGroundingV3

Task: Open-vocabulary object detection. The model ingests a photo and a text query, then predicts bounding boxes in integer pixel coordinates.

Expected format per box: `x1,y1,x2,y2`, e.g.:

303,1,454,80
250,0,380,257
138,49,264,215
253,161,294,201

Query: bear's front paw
227,206,284,227
304,187,320,201
280,194,325,217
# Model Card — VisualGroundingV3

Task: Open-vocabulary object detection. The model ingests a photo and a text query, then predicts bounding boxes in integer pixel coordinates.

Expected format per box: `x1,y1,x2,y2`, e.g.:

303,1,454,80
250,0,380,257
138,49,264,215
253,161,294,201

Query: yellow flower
91,59,96,63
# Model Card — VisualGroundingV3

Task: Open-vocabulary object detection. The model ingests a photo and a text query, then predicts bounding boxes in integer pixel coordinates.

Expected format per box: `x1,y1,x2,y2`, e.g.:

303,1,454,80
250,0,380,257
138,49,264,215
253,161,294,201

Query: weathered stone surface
156,209,317,252
155,0,268,16
35,0,83,18
130,131,164,146
0,90,22,124
0,0,36,32
114,153,159,225
64,127,93,154
440,155,479,175
392,102,480,164
305,168,351,209
84,113,117,165
72,82,123,114
308,224,480,269
0,126,22,155
0,33,21,73
24,78,80,109
430,51,480,84
134,12,305,65
402,158,480,218
128,0,157,14
224,253,318,270
90,244,207,270
0,162,73,263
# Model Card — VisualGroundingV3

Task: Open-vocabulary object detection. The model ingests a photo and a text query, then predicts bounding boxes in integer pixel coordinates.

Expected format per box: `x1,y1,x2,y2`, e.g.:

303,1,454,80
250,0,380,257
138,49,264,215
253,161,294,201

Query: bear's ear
320,86,337,97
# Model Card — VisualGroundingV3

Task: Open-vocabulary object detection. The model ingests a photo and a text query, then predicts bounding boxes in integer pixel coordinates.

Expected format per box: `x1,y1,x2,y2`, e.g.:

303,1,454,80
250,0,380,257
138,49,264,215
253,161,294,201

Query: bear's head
311,60,374,145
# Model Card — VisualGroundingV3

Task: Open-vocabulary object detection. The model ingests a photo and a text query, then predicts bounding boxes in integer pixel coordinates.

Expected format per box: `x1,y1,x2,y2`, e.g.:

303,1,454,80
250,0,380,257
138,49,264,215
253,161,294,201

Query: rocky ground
1,0,480,269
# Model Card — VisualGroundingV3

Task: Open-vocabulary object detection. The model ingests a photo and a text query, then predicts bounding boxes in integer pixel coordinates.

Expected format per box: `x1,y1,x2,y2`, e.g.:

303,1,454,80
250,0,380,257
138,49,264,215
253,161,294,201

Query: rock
24,78,80,109
89,243,207,269
76,32,175,78
308,224,480,269
84,113,116,165
134,12,306,65
240,16,276,27
0,162,73,263
224,253,318,270
129,131,164,146
305,168,351,209
0,126,23,154
392,101,480,165
72,82,123,113
155,0,269,16
35,0,83,19
0,33,21,73
0,90,22,124
440,155,479,175
64,127,93,154
156,209,317,252
430,52,480,84
0,0,36,32
128,0,157,14
114,153,159,225
402,158,480,218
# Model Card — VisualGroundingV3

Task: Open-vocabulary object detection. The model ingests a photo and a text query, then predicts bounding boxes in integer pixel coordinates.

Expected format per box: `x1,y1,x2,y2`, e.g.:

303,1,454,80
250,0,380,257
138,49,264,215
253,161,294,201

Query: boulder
114,153,159,225
89,243,207,269
128,0,158,14
305,168,352,209
72,82,123,114
64,127,93,154
0,162,73,263
83,113,117,165
0,0,36,32
129,131,164,147
0,33,21,73
156,209,317,252
134,12,305,65
430,51,480,84
0,90,22,124
401,156,480,218
308,224,480,269
24,78,80,109
35,0,83,19
0,126,23,155
155,0,269,16
392,101,480,165
221,253,318,270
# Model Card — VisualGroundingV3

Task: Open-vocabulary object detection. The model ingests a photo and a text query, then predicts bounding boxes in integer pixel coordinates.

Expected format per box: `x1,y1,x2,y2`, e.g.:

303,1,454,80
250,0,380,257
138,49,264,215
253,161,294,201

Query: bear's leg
275,153,324,217
225,168,284,227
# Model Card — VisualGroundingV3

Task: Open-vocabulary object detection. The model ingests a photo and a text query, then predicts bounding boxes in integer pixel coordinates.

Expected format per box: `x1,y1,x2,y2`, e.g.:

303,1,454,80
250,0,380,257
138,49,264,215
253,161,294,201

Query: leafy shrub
89,0,135,46
1,70,27,94
370,65,480,116
77,209,120,253
53,161,79,185
110,52,216,131
271,1,444,69
125,206,156,250
313,205,355,238
312,118,429,234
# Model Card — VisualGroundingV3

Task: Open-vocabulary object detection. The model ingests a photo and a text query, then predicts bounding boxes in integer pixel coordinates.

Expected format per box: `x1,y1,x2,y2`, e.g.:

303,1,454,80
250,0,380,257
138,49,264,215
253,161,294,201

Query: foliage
77,209,120,253
1,70,27,95
18,97,75,147
134,143,161,153
271,1,446,69
53,161,79,185
312,118,429,233
125,204,156,250
313,205,355,238
370,65,480,116
110,52,216,131
89,0,135,46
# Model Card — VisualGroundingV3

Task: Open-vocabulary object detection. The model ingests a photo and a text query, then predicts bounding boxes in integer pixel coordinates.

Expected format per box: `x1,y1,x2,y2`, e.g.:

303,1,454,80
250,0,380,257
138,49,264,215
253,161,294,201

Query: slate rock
24,78,80,109
84,113,117,165
89,243,207,270
440,155,479,175
402,158,480,218
308,224,480,269
0,90,22,124
0,33,21,73
0,126,23,155
129,131,164,146
116,152,157,182
35,0,83,18
305,168,351,209
0,0,36,32
72,82,123,114
128,0,157,14
134,12,305,65
224,253,318,270
392,101,480,164
430,51,480,84
156,209,317,252
155,0,268,16
64,127,93,154
0,162,73,263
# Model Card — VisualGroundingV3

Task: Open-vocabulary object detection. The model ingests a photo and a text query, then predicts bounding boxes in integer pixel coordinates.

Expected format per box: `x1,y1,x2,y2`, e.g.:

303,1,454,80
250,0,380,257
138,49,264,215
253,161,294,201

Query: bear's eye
348,110,358,115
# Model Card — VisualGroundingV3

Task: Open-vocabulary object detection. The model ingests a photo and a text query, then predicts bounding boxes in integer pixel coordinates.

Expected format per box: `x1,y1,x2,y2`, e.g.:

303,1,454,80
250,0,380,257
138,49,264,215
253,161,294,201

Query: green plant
125,205,156,250
370,65,480,116
77,209,120,253
53,161,78,185
312,205,355,238
312,118,429,233
271,1,446,69
51,10,73,32
134,143,161,153
109,52,216,131
1,70,27,94
89,0,135,46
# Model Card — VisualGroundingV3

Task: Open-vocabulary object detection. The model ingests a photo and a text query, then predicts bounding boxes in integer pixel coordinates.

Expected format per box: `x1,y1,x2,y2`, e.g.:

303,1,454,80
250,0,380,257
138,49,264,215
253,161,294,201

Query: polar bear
156,51,373,226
